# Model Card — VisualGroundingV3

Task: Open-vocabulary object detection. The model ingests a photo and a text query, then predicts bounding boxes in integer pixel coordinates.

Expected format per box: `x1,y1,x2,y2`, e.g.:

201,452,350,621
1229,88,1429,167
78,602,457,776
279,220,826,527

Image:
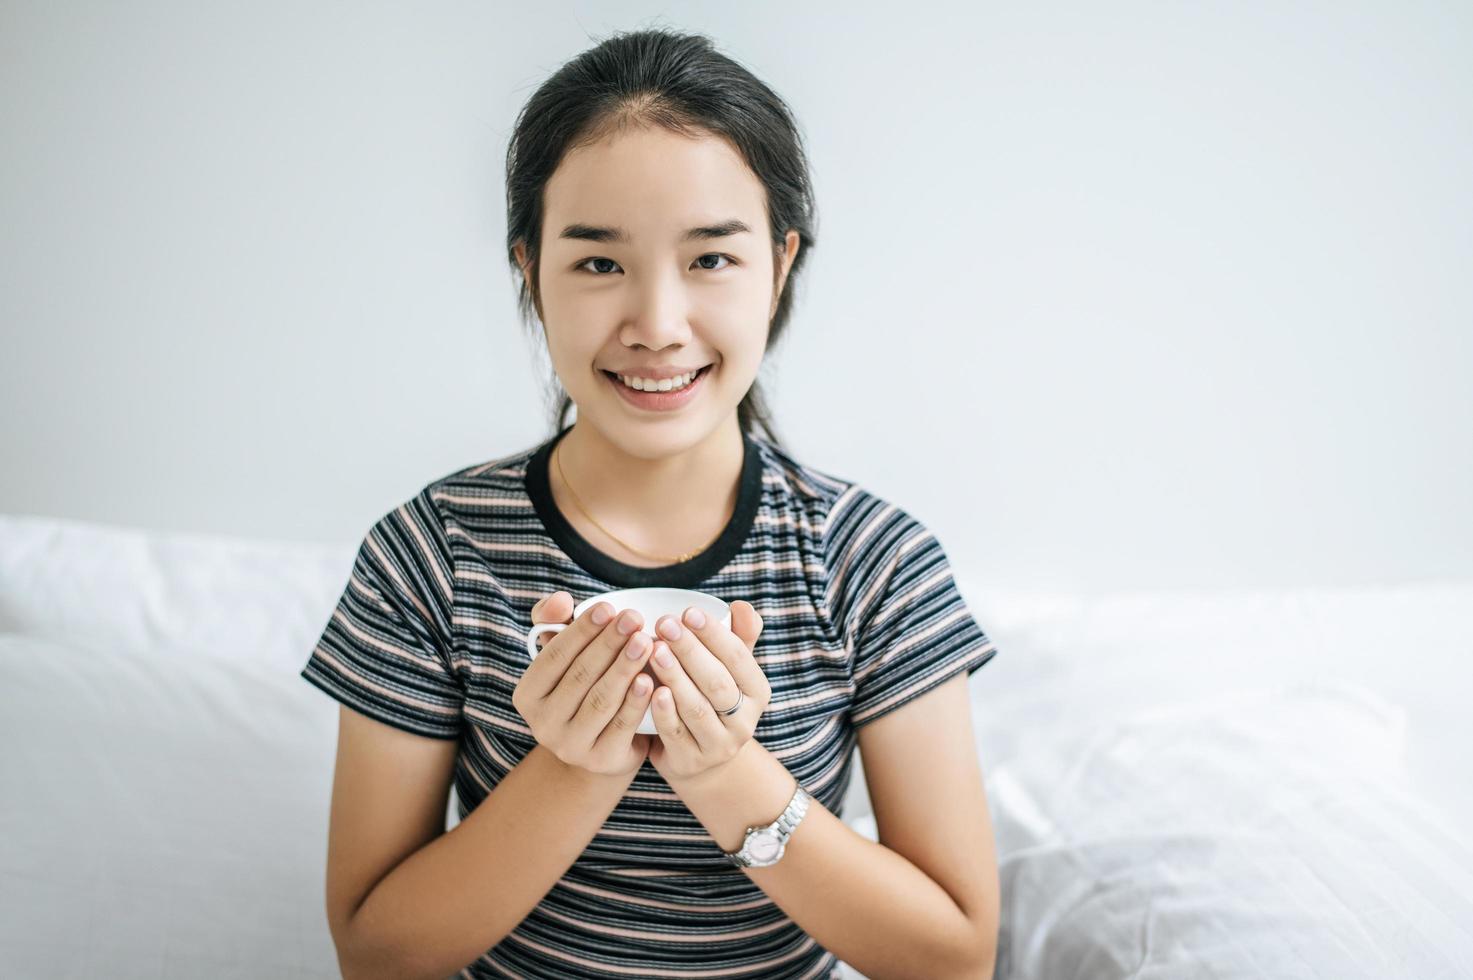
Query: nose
621,267,694,350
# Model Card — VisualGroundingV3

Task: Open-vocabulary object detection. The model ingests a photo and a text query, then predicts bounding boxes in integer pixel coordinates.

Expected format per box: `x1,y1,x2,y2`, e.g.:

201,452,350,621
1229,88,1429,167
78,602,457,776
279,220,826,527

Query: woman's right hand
513,591,657,778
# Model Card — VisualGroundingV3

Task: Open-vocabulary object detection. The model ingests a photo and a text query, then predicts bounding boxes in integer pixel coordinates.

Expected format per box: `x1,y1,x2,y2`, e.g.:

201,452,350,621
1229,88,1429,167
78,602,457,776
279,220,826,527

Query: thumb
729,600,764,649
533,590,574,624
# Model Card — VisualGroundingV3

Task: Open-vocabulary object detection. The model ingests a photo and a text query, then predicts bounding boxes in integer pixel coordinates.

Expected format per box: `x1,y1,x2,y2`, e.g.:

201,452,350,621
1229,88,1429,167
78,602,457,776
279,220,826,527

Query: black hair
503,26,818,454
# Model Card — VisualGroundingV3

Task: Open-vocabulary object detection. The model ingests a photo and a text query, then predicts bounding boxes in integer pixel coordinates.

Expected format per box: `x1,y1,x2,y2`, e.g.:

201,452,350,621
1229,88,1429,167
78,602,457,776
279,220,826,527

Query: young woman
301,28,1001,980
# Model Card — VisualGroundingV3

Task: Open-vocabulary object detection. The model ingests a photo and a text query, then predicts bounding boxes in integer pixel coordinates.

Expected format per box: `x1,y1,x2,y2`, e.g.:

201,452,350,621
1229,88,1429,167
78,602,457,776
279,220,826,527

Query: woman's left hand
646,599,770,783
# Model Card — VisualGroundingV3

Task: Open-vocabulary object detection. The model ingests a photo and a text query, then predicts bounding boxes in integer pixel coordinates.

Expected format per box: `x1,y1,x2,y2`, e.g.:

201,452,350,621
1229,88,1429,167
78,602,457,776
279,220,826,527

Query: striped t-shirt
300,424,999,979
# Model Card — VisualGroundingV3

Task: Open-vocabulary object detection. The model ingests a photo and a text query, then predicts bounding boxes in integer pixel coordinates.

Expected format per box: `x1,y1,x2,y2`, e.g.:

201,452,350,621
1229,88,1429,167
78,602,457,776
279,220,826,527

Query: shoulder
754,439,936,554
750,436,849,506
421,443,542,514
823,484,930,548
371,439,548,548
359,441,546,599
750,438,940,583
749,437,910,541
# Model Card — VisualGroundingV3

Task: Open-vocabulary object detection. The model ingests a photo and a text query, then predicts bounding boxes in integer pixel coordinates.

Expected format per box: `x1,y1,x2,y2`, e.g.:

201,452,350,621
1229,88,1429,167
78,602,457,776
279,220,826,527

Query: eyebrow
556,219,753,245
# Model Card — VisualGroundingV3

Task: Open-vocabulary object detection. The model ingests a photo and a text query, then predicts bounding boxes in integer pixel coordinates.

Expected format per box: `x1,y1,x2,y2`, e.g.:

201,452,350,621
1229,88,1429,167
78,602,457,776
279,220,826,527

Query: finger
656,612,742,721
568,622,653,743
650,676,689,746
679,605,767,697
649,640,726,751
532,592,574,648
730,600,764,649
522,599,618,700
593,664,655,755
546,607,646,723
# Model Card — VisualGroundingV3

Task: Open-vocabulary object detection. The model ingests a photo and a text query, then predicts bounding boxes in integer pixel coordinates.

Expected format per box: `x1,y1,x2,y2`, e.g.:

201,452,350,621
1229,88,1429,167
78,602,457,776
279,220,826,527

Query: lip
604,364,712,412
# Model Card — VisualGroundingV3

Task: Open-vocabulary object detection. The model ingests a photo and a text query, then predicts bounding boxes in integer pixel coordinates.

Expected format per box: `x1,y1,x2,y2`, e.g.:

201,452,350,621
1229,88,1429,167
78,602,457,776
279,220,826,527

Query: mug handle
525,621,567,660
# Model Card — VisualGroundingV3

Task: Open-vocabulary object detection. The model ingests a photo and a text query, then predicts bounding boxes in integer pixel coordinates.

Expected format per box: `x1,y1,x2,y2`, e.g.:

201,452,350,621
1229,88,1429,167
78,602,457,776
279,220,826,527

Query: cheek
711,344,763,383
543,334,598,382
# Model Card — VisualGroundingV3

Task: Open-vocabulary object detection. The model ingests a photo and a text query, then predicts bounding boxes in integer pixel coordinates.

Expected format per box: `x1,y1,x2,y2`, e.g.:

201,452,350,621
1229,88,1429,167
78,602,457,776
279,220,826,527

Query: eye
577,256,621,275
694,253,736,272
575,253,738,275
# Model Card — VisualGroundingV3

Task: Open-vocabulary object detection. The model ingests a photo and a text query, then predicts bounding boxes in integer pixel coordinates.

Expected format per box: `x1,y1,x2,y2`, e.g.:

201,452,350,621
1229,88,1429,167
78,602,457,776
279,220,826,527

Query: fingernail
625,633,648,659
591,603,612,626
656,646,674,668
658,617,682,641
683,607,706,629
618,611,640,635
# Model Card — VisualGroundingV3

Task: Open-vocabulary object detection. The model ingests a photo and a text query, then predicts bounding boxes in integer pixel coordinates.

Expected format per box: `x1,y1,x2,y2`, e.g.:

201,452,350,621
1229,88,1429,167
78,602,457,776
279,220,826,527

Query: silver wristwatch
724,783,811,868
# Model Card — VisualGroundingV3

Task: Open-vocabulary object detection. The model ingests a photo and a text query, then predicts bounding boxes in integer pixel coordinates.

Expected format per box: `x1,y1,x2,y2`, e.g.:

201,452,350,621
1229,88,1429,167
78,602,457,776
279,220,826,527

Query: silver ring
718,689,745,716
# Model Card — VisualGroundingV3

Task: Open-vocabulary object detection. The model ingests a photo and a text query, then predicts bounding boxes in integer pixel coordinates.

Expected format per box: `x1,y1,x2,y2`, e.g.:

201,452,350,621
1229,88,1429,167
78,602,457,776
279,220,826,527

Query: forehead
543,126,767,238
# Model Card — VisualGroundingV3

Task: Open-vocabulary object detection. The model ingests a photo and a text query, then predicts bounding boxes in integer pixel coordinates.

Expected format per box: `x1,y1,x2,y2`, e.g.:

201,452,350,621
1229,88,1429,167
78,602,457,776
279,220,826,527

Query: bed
2,511,1470,978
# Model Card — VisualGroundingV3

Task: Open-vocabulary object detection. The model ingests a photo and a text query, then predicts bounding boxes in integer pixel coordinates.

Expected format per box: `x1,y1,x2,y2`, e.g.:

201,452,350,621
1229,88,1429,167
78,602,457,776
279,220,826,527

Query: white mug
524,587,732,735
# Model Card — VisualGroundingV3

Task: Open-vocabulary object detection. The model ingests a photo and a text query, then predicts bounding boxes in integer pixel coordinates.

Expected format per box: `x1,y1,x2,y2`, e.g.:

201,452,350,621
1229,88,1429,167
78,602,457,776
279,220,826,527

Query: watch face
749,831,782,862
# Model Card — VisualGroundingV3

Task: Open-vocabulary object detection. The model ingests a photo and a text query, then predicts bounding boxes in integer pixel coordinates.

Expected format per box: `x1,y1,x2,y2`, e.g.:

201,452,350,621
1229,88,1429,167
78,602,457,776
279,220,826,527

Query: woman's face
517,125,797,455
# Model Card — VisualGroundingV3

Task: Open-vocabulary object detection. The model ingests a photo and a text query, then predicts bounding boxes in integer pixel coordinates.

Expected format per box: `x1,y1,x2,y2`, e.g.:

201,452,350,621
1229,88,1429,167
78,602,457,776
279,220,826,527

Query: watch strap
725,783,810,867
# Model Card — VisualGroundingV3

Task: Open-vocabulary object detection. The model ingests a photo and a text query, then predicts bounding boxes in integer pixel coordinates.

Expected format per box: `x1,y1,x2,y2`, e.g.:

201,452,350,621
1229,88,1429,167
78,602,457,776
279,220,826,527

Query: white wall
2,2,1469,593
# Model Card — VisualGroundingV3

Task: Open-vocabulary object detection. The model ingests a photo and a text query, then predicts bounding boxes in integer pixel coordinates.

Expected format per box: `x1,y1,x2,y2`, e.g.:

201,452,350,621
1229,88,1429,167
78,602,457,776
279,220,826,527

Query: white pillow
987,682,1473,979
0,512,352,675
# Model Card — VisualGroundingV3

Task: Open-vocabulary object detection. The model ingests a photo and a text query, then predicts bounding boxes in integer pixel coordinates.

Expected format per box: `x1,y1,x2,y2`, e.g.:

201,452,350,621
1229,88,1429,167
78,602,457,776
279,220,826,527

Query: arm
666,676,999,980
337,739,637,980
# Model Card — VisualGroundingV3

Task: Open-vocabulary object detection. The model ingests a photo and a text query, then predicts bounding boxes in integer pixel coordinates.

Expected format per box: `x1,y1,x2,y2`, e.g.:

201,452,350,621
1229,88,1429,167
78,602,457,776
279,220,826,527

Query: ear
770,230,800,318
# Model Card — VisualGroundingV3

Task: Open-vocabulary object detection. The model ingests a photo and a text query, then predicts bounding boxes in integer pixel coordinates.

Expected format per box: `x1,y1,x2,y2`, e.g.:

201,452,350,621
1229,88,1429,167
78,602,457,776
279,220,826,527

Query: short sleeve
300,491,464,740
844,508,998,730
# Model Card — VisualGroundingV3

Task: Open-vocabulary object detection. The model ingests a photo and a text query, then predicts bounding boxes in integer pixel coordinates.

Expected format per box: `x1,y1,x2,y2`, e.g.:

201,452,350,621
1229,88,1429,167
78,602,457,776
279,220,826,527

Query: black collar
525,425,764,589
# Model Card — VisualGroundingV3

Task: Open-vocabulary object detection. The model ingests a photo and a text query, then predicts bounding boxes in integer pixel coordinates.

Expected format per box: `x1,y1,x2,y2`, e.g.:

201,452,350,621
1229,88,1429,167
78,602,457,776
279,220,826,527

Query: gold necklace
554,441,725,563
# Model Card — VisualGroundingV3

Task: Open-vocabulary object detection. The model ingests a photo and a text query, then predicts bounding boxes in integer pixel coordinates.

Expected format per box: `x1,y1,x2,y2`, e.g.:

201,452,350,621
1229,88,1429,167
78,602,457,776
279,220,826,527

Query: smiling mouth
600,363,715,411
601,365,712,390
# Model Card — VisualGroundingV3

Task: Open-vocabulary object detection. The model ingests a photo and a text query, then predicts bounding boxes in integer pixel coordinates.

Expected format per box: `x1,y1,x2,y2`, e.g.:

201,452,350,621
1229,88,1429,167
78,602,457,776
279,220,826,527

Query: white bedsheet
1,512,1470,978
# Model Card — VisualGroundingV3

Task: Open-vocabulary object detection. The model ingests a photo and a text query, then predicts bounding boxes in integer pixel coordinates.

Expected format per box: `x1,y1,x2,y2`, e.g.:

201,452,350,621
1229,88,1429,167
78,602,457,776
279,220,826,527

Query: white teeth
617,368,701,392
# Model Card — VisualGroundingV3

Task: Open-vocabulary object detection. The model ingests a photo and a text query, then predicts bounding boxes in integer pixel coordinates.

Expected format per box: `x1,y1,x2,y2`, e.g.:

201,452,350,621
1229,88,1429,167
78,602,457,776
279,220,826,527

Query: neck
551,418,746,561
